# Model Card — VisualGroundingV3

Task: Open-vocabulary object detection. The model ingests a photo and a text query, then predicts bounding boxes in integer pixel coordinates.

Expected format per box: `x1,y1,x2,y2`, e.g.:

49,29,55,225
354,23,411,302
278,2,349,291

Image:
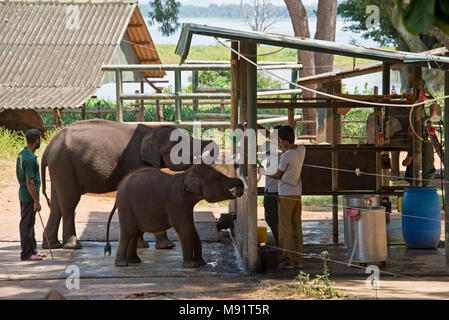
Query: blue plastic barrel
402,186,441,248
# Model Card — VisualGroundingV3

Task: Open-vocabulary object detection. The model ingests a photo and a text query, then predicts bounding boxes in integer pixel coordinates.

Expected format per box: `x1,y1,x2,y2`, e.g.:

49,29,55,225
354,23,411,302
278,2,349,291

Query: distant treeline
140,3,316,19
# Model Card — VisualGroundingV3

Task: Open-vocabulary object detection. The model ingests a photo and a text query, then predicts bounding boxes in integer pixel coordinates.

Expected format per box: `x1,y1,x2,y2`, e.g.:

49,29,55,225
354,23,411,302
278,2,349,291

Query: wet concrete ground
1,209,449,299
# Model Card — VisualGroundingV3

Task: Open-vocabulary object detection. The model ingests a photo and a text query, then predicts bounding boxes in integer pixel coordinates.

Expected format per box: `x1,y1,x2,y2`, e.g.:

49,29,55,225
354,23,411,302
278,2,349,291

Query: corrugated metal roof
0,0,164,109
127,6,165,78
176,23,449,69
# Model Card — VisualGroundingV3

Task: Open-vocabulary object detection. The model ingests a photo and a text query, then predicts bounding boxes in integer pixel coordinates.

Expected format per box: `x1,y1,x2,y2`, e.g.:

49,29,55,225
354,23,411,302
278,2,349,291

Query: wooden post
156,87,163,122
289,68,298,130
53,108,61,127
444,70,449,265
239,41,248,177
140,81,145,122
230,41,239,131
175,69,182,121
192,70,199,121
135,90,140,122
412,67,423,186
97,101,102,119
115,69,123,122
246,41,258,273
382,63,391,224
374,86,383,196
81,103,86,120
331,105,339,244
382,63,391,143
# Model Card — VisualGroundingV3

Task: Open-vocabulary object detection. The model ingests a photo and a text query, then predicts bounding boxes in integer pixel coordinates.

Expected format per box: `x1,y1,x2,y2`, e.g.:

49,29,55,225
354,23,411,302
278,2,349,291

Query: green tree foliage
398,0,449,35
338,0,399,46
147,0,181,36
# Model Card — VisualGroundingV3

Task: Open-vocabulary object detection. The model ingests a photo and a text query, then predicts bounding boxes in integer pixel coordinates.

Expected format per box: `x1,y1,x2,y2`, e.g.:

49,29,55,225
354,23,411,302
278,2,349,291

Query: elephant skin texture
41,119,218,250
104,164,244,268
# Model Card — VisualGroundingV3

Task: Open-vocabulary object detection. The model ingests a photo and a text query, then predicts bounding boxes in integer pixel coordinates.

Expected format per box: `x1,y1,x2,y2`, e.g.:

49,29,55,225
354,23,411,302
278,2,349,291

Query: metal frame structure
175,23,449,272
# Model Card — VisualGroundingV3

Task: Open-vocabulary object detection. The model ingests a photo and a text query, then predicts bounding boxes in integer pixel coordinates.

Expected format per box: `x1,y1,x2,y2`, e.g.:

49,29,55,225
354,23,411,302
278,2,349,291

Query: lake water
95,17,401,100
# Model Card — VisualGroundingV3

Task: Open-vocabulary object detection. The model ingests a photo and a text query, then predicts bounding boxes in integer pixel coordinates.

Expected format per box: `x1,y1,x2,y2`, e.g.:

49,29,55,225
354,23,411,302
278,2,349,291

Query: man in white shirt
259,125,305,270
262,125,283,245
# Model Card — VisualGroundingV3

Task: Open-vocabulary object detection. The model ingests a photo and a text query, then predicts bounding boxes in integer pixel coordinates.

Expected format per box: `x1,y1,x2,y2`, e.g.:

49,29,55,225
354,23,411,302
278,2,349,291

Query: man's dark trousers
19,201,37,260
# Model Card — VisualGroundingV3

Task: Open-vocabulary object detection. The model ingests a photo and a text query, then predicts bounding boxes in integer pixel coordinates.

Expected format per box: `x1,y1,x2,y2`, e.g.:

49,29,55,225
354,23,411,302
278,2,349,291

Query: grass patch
156,44,376,68
0,127,59,184
291,251,344,299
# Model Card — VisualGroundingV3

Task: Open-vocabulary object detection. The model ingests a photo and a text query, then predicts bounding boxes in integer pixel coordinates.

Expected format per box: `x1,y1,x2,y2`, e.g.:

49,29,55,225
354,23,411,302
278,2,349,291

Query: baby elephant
104,164,244,268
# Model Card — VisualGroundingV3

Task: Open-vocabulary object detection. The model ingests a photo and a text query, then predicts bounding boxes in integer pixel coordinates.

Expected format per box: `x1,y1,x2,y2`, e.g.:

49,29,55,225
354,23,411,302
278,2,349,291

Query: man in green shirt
403,126,436,186
16,129,46,261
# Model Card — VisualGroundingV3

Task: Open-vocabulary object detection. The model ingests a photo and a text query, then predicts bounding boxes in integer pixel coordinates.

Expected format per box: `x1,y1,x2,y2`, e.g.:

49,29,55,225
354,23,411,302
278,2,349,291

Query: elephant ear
183,171,202,194
140,134,161,167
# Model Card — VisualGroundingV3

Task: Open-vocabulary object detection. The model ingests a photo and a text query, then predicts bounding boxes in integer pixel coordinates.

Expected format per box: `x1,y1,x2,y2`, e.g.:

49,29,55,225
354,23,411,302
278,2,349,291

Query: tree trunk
314,0,337,74
314,0,337,142
427,26,449,50
284,0,316,136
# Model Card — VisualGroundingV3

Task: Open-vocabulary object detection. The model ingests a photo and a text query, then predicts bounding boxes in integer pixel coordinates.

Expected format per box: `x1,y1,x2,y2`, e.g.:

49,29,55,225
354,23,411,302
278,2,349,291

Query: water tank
402,186,441,248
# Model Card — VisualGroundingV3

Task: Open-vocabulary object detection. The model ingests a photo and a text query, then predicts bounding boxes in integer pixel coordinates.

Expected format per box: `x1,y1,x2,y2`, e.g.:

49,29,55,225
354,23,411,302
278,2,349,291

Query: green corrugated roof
176,23,449,69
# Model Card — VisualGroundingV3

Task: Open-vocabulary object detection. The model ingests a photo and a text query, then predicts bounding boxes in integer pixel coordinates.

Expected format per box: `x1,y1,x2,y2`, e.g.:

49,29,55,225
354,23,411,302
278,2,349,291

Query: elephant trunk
227,178,244,198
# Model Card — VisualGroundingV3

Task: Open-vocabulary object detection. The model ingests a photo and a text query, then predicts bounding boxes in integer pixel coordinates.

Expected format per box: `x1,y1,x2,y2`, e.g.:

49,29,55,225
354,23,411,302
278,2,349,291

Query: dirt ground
0,167,341,300
2,166,449,300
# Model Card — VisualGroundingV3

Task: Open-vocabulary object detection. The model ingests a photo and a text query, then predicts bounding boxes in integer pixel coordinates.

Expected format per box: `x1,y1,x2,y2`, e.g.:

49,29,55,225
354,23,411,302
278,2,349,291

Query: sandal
35,251,47,257
23,254,42,261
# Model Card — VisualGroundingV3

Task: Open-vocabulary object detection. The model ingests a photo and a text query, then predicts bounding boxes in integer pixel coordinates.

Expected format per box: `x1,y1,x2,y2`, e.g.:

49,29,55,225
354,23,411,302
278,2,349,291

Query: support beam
192,71,199,120
331,105,339,244
412,67,423,186
444,70,449,265
289,68,298,130
231,41,239,131
382,62,391,143
174,69,182,121
246,41,258,273
140,81,145,122
382,63,391,224
115,69,123,122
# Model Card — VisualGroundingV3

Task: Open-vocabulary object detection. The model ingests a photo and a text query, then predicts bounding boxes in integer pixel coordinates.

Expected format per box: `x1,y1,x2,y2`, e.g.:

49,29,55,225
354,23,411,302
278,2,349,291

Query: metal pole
175,69,182,121
115,69,123,122
246,41,258,273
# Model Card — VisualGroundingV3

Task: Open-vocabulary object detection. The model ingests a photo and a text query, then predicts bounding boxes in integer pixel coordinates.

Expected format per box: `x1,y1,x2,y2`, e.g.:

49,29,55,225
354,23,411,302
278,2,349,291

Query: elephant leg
175,224,200,268
137,234,149,249
42,186,63,249
115,225,136,268
155,231,176,249
58,189,82,250
192,228,206,266
127,231,142,264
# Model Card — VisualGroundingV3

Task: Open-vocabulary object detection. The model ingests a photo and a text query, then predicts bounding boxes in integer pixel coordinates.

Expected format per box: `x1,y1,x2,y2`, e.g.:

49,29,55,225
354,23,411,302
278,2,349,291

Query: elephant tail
41,144,51,209
104,202,117,257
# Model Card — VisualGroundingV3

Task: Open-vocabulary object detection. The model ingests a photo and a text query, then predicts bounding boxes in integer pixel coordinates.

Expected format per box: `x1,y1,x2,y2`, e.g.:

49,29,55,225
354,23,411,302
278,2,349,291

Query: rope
261,192,445,223
216,36,449,109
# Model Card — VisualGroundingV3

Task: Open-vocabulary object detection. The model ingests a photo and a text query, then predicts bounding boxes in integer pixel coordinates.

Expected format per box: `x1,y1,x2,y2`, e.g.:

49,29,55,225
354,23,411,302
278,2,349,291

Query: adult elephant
41,119,217,249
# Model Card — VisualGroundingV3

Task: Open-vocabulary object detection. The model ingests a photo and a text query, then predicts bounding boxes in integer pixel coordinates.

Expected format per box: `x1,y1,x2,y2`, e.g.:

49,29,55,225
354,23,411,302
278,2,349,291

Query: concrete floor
1,209,449,299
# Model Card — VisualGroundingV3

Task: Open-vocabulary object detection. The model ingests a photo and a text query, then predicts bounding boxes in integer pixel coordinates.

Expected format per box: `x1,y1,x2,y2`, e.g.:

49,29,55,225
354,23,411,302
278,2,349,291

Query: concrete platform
260,216,449,278
0,211,219,242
